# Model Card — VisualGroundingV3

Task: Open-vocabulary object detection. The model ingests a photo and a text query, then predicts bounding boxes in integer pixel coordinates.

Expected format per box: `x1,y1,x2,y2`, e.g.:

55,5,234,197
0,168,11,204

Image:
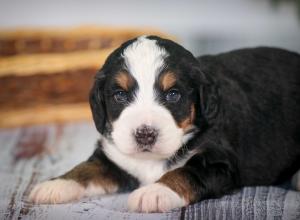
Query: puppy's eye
166,89,181,103
114,91,128,103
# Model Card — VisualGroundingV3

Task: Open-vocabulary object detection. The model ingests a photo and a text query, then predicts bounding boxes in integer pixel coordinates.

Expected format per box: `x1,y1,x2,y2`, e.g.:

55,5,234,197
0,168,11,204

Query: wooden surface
0,121,180,220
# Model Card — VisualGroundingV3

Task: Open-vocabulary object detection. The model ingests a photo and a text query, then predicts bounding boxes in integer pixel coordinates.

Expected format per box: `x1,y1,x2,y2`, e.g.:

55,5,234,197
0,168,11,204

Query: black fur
89,37,300,203
196,47,300,186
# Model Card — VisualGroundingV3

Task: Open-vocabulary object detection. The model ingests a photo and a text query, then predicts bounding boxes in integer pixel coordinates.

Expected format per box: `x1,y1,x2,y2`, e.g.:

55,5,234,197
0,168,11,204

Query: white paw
128,183,186,213
29,179,85,204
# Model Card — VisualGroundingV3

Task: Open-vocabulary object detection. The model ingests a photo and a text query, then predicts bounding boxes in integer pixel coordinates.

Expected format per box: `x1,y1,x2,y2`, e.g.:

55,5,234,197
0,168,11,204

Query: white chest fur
102,138,195,186
102,139,167,185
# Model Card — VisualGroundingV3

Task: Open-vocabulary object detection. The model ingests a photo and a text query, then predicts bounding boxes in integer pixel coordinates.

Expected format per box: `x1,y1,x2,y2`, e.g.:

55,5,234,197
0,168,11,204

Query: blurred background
1,0,300,55
0,2,299,217
0,0,300,128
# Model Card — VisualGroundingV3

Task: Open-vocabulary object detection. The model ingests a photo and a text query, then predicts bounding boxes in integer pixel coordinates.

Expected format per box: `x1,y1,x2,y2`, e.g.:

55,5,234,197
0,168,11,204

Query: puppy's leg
128,146,240,212
29,148,139,204
29,161,113,204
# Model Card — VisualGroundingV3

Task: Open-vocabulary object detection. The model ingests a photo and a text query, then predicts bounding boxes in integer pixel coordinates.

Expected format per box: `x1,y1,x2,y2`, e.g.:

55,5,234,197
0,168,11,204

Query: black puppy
29,36,300,212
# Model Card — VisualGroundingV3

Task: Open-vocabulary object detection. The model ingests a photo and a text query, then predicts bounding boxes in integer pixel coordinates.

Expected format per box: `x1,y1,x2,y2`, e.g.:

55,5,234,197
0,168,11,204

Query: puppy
29,36,300,212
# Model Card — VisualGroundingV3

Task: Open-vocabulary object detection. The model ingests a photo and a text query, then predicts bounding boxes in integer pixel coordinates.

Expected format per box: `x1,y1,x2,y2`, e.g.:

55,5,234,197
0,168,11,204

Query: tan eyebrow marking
160,71,177,91
115,71,134,91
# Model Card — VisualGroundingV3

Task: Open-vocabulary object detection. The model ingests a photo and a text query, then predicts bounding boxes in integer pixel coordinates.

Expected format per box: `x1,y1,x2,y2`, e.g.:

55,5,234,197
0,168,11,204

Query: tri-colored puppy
29,36,300,212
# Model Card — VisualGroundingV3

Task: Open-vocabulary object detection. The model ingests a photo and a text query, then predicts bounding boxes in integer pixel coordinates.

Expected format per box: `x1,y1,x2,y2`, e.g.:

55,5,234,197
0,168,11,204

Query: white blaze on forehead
110,36,184,164
122,36,167,103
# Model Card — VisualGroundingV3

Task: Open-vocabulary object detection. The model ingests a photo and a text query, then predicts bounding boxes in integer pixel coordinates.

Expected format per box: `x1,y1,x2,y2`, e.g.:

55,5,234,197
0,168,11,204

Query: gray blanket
1,122,299,219
9,186,298,220
179,186,300,220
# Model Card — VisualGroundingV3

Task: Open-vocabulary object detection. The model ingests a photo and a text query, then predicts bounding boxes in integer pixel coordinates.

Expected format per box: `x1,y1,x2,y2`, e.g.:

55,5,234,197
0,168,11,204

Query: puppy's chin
129,151,171,160
113,142,182,160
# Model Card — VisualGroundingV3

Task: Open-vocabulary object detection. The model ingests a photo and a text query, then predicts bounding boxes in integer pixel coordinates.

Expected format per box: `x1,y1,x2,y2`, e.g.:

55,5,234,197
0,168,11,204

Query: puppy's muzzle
134,125,158,149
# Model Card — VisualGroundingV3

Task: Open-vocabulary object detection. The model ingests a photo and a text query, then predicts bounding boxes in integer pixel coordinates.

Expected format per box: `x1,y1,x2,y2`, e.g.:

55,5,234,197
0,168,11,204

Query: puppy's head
90,36,217,160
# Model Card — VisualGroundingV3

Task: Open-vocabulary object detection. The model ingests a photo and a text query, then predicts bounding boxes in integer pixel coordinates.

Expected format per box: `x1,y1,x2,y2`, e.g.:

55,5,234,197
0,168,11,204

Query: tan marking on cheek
158,168,197,203
160,71,176,91
61,161,118,193
190,103,195,123
179,117,191,131
115,72,133,91
178,104,196,132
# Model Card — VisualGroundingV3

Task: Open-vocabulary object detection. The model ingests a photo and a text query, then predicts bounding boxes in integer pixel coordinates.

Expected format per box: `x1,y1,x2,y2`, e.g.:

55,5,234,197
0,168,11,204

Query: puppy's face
90,36,207,160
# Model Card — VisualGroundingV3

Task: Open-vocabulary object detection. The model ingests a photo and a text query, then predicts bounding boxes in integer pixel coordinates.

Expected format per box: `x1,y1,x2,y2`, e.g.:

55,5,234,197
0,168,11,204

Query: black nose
135,125,158,147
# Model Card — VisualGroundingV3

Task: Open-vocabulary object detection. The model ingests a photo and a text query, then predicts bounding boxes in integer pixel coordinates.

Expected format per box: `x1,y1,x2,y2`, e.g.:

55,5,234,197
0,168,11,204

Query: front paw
29,179,85,204
128,183,186,213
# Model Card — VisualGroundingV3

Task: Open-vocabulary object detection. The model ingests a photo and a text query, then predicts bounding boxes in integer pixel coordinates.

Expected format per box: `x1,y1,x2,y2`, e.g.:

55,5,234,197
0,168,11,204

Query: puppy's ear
199,81,220,123
192,64,220,125
89,71,107,134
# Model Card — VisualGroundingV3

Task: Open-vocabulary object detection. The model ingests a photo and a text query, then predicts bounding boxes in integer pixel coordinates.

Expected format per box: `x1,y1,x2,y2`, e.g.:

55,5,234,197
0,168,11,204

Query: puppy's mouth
111,118,185,160
136,145,159,154
135,141,157,154
140,148,151,152
130,147,169,160
114,134,179,160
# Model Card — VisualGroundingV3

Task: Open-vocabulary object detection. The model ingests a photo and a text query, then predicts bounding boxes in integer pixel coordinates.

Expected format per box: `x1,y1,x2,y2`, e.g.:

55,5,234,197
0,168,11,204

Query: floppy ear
191,64,220,125
89,72,107,134
199,81,220,123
